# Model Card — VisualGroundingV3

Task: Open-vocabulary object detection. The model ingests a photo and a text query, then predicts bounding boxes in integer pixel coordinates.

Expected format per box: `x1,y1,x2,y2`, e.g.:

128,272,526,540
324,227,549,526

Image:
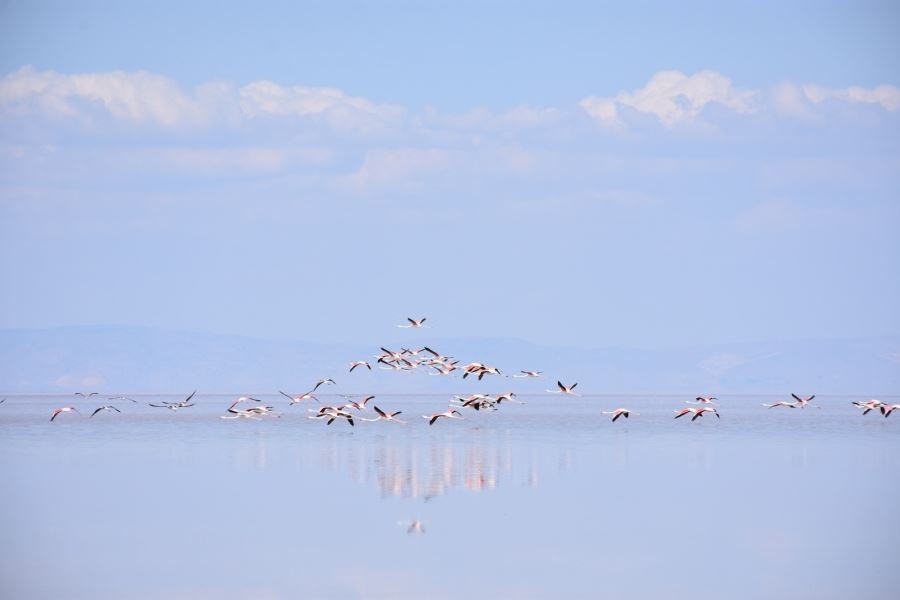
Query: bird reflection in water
398,519,425,534
311,435,544,501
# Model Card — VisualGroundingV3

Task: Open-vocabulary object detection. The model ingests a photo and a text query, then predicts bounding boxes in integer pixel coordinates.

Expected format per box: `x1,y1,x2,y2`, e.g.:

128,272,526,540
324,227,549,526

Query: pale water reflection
0,394,898,599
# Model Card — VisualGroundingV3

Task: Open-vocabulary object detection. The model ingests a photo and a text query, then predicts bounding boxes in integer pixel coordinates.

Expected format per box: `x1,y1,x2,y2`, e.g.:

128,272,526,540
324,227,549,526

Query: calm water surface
1,394,898,599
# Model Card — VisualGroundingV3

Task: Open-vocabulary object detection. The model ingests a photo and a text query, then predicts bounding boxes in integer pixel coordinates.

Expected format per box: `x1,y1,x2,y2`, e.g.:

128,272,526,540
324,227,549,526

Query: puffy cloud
0,65,208,126
580,70,757,127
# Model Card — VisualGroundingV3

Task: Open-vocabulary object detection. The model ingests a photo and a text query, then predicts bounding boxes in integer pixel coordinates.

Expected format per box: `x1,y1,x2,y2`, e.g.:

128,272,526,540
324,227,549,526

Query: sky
1,0,899,349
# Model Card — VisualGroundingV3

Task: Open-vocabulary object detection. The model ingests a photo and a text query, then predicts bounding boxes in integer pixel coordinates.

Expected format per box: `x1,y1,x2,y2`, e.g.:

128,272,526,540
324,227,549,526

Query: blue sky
1,0,899,348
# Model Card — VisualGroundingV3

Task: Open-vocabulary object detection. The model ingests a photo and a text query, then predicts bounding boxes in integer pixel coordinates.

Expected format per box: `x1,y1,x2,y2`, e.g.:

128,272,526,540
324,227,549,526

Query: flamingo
50,407,79,421
602,408,637,422
406,520,425,534
107,395,138,403
791,394,817,408
674,407,719,421
880,404,900,418
311,379,336,392
308,405,355,426
494,391,522,405
514,370,543,378
423,409,464,426
220,410,261,420
475,365,503,380
279,390,319,405
397,317,428,328
90,405,121,418
453,395,496,411
361,406,406,424
149,391,196,411
224,399,274,416
688,396,718,404
74,392,99,399
241,405,279,418
349,361,372,372
428,364,458,376
762,401,797,409
462,363,501,380
232,396,262,404
343,395,375,411
852,399,885,415
547,381,579,396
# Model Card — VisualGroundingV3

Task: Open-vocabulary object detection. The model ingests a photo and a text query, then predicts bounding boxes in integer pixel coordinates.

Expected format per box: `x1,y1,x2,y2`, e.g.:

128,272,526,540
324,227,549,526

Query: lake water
1,393,898,599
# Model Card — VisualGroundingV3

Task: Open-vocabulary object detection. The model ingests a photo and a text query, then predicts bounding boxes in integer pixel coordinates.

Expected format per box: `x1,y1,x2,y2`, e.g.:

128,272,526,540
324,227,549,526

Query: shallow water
1,393,898,599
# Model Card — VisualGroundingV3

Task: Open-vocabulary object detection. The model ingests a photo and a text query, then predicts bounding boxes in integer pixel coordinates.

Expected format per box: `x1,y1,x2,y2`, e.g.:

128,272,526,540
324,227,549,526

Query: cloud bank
2,66,897,136
0,65,404,132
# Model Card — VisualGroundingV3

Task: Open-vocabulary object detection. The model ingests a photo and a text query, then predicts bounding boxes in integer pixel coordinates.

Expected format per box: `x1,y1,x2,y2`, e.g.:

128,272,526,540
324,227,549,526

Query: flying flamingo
880,404,900,418
494,392,522,405
311,378,336,392
791,394,817,408
674,407,719,421
280,390,319,405
398,317,428,328
688,396,717,404
50,407,79,421
853,399,885,415
514,370,543,378
149,391,197,411
602,408,637,422
361,406,407,424
343,395,375,411
762,400,797,409
90,405,121,418
547,381,579,396
423,409,464,426
308,405,355,426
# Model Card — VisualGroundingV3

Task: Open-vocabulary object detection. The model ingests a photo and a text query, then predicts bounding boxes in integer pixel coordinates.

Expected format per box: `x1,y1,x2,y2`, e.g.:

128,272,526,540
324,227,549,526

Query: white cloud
0,65,207,126
580,70,758,127
578,97,619,127
802,83,900,112
237,80,405,133
0,66,404,132
4,65,898,140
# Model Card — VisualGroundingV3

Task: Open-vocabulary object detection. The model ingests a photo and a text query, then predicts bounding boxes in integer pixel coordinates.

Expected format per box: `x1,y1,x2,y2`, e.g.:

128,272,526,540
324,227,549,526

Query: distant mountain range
1,325,898,395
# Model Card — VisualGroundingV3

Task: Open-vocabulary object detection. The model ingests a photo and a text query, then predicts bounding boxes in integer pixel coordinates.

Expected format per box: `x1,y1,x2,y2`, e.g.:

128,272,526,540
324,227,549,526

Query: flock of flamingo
14,317,896,424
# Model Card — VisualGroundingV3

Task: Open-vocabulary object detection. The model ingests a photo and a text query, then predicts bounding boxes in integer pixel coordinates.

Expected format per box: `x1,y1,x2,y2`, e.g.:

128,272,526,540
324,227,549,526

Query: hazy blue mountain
1,325,898,395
